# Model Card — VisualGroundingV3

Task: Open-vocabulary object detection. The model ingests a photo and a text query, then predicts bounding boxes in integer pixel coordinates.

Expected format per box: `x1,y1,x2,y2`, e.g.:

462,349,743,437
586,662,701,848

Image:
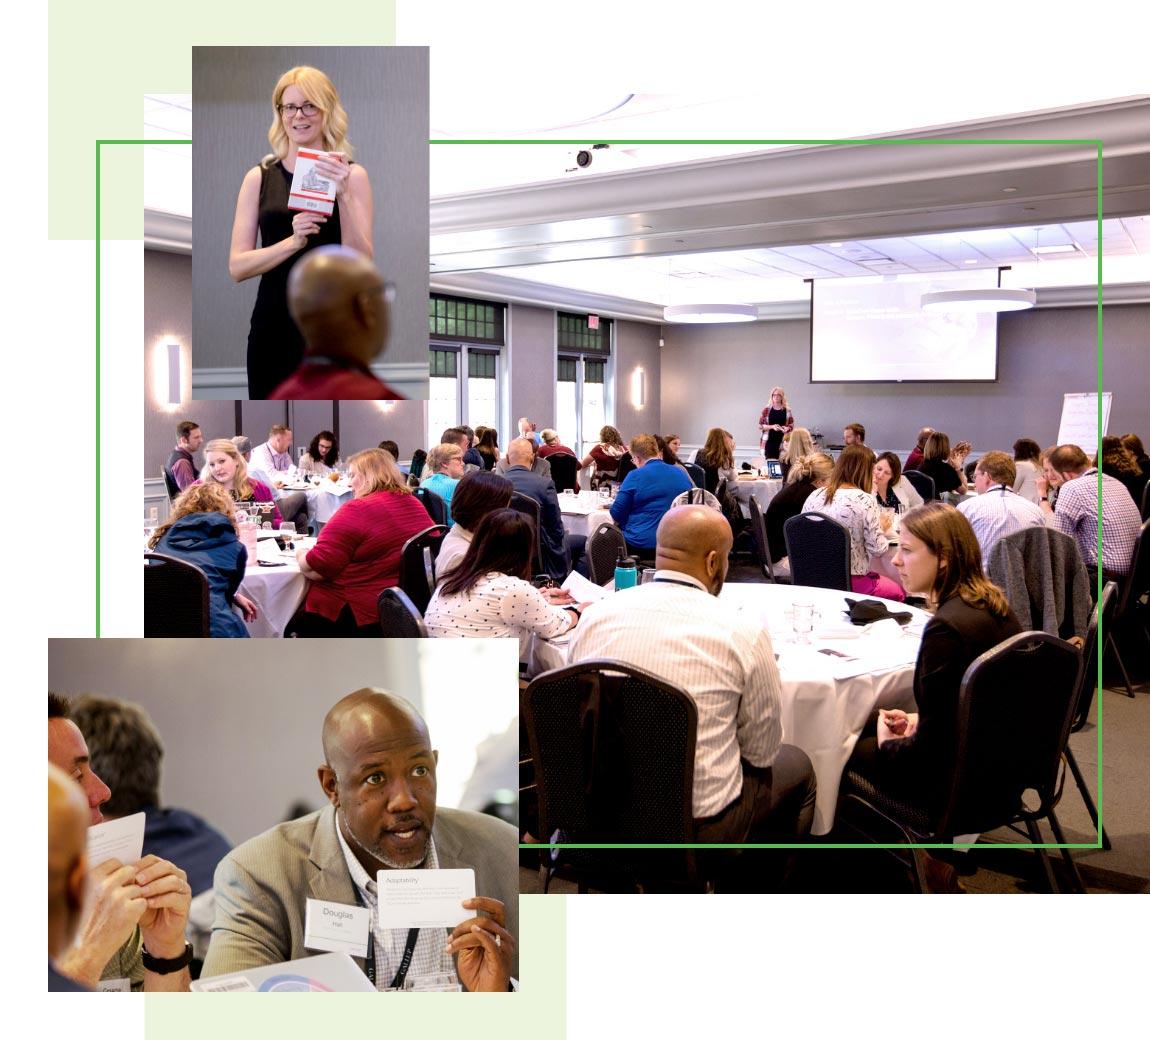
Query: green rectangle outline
105,135,1106,852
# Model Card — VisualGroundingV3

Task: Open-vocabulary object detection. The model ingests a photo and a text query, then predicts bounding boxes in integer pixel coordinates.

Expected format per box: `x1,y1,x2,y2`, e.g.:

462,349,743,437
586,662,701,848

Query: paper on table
375,868,476,929
87,811,146,869
561,569,612,604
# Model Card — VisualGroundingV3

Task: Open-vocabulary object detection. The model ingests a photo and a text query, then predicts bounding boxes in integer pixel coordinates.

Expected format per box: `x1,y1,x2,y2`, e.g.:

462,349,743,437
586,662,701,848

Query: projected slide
811,271,1000,382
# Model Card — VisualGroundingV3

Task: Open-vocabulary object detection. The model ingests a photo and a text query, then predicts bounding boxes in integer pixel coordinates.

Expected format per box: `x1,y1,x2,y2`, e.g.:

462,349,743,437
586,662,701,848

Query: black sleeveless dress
763,406,789,459
246,160,343,398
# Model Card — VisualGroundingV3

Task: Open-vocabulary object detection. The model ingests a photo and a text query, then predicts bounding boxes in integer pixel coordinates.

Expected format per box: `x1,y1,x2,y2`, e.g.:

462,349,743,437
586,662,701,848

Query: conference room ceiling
429,96,1150,315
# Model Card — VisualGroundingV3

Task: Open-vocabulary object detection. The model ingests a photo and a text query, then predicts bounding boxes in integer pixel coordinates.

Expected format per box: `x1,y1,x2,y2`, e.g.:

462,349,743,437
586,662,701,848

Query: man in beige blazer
202,689,518,989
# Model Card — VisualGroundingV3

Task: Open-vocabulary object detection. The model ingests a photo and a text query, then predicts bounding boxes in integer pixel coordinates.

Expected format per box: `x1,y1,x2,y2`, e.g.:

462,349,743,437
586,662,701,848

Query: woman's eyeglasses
279,102,319,118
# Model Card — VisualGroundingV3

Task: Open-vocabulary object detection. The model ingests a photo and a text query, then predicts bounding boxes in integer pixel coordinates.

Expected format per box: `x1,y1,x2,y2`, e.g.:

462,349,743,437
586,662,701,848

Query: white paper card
288,149,340,215
375,868,476,929
86,811,146,869
304,899,371,958
561,569,612,604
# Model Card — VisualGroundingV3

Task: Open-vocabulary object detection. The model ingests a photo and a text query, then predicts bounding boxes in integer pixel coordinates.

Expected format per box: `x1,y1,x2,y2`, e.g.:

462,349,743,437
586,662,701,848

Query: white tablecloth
528,581,929,834
271,479,353,528
559,491,615,538
731,477,783,516
238,536,313,637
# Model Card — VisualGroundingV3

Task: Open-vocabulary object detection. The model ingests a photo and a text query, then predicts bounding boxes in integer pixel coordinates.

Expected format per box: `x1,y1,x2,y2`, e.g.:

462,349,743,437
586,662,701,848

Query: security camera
564,143,636,175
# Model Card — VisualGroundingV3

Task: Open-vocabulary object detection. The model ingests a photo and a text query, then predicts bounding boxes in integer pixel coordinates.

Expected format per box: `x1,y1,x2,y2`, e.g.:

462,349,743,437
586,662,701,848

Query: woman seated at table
802,444,905,601
842,502,1021,824
917,431,970,496
765,451,833,567
537,428,581,490
291,448,433,636
655,435,692,479
475,428,501,471
419,442,465,526
196,438,283,527
1098,434,1147,505
873,450,924,513
579,425,626,487
780,426,815,482
695,427,737,494
299,429,340,476
1010,437,1043,504
424,508,583,654
435,471,515,583
148,483,259,638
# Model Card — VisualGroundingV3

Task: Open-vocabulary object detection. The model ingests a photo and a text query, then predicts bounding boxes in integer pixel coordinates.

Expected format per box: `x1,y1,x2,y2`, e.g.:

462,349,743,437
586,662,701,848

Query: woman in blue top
148,484,259,638
420,442,466,526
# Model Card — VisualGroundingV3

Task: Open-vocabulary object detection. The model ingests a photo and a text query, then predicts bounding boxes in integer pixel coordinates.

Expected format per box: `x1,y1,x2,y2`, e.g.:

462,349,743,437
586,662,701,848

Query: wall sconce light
166,340,181,405
631,367,646,410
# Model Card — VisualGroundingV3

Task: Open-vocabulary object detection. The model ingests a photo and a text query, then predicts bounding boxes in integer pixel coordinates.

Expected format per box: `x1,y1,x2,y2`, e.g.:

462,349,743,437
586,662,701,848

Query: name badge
96,977,131,992
304,898,371,958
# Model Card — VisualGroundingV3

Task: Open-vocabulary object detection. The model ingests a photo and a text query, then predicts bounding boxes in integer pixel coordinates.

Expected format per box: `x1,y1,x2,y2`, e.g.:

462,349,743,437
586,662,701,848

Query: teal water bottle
614,554,637,590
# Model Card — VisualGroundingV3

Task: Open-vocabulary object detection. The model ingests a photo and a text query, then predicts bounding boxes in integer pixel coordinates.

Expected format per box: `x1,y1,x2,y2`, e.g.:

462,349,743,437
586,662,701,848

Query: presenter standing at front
229,66,374,399
758,386,794,460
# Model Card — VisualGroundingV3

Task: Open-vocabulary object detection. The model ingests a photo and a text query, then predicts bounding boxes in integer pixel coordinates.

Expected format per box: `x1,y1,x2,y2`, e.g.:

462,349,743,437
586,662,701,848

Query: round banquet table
528,581,930,834
559,490,615,538
730,476,783,517
237,535,313,637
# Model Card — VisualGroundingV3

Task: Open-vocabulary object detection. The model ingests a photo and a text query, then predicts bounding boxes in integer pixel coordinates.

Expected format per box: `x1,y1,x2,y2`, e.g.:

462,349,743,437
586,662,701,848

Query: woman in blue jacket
148,483,259,637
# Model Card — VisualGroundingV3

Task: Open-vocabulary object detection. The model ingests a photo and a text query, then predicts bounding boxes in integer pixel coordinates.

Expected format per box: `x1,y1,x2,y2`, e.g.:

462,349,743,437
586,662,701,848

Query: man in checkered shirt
1038,444,1142,583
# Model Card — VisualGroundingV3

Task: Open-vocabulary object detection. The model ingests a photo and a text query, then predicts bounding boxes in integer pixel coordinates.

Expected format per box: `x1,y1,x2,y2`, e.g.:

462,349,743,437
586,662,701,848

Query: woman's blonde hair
782,427,815,468
426,442,463,473
266,66,353,164
539,428,560,445
147,483,237,550
203,438,254,500
348,448,410,497
787,452,834,486
900,502,1011,616
768,385,788,409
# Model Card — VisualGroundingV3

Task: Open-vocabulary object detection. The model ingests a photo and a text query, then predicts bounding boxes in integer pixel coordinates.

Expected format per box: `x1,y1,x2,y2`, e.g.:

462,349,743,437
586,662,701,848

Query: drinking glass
791,600,815,644
279,522,296,544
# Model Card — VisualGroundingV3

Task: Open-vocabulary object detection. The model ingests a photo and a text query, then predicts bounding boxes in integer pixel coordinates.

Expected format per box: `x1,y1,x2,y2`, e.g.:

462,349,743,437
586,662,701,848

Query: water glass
791,600,815,643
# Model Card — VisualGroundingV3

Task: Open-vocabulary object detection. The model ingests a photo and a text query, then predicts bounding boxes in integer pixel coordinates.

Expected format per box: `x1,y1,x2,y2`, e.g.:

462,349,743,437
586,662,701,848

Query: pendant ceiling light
663,303,758,323
920,288,1037,313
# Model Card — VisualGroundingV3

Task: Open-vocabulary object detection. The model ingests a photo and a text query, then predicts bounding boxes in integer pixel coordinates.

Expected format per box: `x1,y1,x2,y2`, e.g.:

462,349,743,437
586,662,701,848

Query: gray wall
614,320,663,440
506,303,557,435
660,304,1150,455
192,46,429,380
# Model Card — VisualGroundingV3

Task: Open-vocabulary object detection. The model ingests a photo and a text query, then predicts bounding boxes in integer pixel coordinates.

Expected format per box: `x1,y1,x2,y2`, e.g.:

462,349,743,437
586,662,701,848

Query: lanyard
354,885,421,989
652,576,705,591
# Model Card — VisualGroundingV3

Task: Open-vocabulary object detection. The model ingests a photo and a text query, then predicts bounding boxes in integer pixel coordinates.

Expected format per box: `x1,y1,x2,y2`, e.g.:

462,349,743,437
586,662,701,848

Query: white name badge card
288,150,340,216
86,811,146,869
375,868,476,929
304,899,371,958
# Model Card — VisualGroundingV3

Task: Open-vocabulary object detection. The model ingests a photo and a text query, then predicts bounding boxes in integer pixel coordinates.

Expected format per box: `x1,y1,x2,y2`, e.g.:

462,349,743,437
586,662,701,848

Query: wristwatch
1040,496,1050,503
142,941,194,974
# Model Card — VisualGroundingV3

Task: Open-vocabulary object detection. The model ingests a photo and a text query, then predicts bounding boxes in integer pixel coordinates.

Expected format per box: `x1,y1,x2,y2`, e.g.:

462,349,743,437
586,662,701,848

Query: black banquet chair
547,453,580,493
783,512,851,591
903,469,937,503
413,486,447,527
684,462,706,490
508,492,545,574
522,659,708,892
144,552,211,637
840,631,1086,893
398,524,447,615
377,586,428,637
587,522,627,586
748,494,790,584
1106,517,1150,697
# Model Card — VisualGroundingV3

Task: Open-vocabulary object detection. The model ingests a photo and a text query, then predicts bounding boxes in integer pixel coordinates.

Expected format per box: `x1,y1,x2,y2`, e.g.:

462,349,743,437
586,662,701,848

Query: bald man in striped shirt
568,506,816,875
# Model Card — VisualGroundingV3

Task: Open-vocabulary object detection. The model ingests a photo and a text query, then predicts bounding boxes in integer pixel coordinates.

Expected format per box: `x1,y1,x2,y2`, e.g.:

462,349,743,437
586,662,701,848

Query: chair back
523,659,699,885
670,487,721,511
937,631,1080,838
399,524,447,614
414,486,447,526
508,492,544,574
547,453,580,493
377,586,428,637
747,495,776,583
903,469,937,502
1113,517,1150,619
161,465,180,503
587,522,627,585
144,552,211,637
614,453,636,484
783,512,851,591
1071,581,1117,733
1142,481,1150,522
684,462,706,489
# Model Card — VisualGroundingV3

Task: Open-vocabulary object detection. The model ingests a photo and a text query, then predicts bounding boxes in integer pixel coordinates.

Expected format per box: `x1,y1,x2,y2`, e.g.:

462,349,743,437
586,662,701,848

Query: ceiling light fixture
663,303,758,324
921,288,1036,313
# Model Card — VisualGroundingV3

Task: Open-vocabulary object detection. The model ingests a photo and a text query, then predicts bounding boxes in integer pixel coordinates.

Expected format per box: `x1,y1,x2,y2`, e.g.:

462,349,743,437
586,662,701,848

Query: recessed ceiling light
829,242,844,248
1030,243,1077,255
963,259,978,264
1002,187,1018,193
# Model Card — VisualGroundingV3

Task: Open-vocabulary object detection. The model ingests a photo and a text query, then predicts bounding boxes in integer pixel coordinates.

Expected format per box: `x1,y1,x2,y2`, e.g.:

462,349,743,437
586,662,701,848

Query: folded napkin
845,598,913,626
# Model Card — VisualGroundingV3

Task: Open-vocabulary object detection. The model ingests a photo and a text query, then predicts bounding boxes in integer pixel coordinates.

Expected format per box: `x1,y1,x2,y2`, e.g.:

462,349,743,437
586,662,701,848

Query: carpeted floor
521,555,1149,895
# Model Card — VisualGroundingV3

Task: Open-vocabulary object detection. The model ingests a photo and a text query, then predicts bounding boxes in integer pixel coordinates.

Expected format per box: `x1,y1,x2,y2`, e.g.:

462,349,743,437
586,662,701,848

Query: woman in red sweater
291,448,432,635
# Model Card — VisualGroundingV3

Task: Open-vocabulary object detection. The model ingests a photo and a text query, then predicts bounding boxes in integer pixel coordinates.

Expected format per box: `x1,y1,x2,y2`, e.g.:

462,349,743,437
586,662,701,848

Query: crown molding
144,209,192,254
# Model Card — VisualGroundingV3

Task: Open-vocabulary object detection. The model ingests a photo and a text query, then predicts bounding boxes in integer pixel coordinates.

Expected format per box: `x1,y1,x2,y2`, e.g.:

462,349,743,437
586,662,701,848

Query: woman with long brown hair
801,444,904,601
843,502,1021,820
696,427,737,494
